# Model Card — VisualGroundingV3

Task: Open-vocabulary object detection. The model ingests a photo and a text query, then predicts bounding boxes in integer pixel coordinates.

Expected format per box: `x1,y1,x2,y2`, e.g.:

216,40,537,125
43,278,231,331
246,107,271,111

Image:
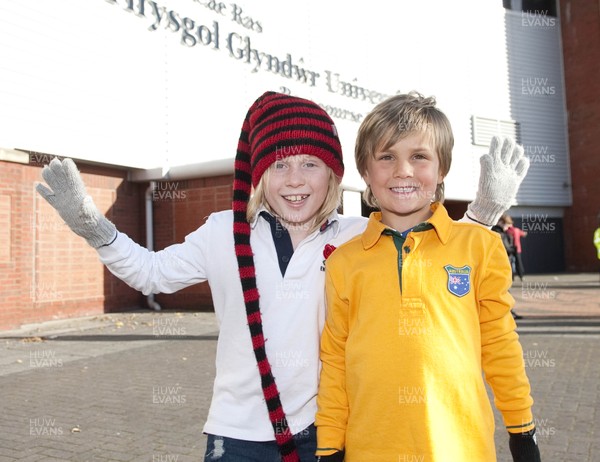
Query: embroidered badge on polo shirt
444,265,471,297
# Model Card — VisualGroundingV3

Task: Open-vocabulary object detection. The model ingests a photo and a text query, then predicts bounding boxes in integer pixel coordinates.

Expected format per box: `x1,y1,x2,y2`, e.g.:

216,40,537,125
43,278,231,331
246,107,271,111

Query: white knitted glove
467,136,530,227
36,158,117,248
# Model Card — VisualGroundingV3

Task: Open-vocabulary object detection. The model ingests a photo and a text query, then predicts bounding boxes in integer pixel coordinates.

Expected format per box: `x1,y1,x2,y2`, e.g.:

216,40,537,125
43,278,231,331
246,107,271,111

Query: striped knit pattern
232,92,343,462
248,92,344,185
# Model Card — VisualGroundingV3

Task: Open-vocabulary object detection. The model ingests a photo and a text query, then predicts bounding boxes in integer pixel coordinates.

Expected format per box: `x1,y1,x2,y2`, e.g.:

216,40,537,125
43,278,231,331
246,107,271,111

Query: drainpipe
145,181,161,311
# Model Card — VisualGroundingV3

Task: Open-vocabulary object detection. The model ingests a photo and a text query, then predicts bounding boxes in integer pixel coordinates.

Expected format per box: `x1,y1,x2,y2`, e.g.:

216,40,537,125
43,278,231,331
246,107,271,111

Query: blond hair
246,166,342,234
355,92,453,207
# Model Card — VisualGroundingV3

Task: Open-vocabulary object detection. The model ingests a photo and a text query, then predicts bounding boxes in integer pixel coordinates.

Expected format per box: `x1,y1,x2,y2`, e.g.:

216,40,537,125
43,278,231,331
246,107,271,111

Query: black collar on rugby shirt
259,211,335,277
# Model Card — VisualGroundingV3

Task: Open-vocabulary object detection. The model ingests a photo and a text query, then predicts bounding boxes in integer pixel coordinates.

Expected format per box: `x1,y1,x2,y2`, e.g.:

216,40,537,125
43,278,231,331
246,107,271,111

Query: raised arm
36,158,117,248
463,136,530,227
36,158,208,295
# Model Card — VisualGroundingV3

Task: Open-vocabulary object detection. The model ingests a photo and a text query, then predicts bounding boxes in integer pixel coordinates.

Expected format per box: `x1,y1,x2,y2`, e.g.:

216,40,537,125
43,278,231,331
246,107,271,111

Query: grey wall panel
505,10,572,206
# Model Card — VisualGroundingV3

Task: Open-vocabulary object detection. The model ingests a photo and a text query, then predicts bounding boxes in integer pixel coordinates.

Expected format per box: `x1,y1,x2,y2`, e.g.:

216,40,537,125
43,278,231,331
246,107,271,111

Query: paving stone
0,276,598,461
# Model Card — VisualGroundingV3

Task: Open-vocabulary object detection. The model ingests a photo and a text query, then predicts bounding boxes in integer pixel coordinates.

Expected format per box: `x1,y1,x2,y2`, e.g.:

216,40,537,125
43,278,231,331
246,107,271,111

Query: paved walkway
509,272,600,318
0,273,598,461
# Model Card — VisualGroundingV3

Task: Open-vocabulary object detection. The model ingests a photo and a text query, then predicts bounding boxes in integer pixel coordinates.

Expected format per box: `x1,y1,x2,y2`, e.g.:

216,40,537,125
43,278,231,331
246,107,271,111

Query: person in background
492,217,522,319
316,92,539,461
594,212,600,283
493,216,517,271
504,214,528,282
36,91,530,462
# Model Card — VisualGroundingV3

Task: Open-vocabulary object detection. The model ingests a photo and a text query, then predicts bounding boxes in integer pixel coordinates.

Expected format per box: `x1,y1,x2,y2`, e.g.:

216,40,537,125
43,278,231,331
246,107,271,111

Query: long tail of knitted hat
232,91,344,462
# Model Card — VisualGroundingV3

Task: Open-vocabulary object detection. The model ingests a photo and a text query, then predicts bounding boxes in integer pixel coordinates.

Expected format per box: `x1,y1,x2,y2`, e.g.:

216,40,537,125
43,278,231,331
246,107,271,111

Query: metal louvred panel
502,10,572,206
471,116,521,146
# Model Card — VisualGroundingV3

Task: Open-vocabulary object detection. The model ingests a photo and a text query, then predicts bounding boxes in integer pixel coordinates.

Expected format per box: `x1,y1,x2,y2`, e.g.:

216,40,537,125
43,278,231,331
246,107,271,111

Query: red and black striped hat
232,92,343,461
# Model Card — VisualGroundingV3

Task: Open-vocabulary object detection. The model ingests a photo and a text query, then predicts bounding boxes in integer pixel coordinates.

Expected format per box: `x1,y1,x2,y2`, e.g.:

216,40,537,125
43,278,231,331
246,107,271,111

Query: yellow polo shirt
316,203,535,461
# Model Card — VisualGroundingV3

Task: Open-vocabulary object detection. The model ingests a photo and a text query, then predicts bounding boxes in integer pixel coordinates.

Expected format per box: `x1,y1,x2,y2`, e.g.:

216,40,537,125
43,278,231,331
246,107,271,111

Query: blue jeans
204,424,316,461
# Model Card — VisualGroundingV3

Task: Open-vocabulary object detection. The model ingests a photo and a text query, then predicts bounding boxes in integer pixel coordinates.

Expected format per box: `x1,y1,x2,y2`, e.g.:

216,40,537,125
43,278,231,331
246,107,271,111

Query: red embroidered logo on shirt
320,244,337,271
323,244,337,260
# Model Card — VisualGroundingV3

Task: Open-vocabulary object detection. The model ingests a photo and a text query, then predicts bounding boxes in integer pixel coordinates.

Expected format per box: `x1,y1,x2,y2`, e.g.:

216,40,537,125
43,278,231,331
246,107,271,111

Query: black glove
316,450,344,462
509,428,541,462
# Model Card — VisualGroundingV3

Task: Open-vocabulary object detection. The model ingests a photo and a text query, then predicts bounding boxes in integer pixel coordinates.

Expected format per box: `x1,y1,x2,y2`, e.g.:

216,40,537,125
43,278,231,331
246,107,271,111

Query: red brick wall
561,1,600,271
0,158,145,331
0,155,233,330
152,175,234,310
